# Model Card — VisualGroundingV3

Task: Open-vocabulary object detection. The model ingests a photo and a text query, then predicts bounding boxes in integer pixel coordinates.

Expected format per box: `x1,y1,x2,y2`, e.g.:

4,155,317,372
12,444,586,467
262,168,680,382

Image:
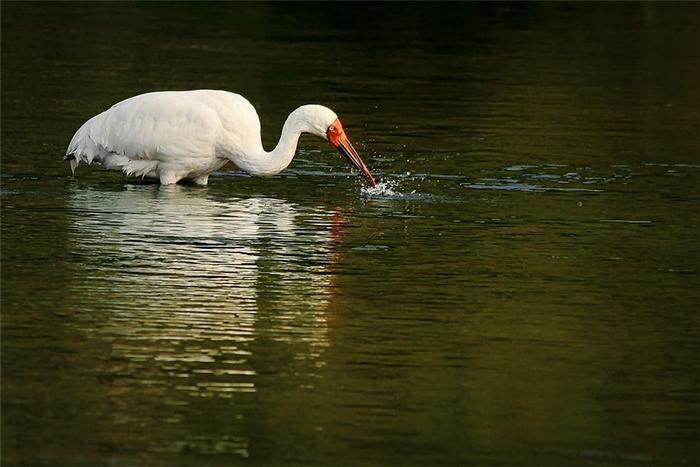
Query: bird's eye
329,126,335,132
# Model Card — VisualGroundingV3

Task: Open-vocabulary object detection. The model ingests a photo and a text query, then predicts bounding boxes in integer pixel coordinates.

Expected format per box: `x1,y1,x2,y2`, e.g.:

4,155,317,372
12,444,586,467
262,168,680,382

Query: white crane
64,90,376,187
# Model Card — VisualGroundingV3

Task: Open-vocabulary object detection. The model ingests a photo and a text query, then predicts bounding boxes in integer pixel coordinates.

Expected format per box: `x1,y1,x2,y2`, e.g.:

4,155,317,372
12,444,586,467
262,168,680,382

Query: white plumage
65,89,376,186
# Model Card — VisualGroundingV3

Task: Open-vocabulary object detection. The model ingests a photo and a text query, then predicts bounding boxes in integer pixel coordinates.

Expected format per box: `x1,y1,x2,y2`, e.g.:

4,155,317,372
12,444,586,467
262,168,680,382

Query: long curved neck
248,109,307,176
267,113,304,171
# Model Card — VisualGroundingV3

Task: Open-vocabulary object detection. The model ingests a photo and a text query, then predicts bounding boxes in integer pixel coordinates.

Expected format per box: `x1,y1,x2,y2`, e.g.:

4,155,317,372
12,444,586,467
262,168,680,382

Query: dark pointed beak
335,132,376,187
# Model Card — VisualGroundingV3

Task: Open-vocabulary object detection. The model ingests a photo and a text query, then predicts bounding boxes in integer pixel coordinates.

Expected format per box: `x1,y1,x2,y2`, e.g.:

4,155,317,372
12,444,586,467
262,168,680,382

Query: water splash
361,179,405,198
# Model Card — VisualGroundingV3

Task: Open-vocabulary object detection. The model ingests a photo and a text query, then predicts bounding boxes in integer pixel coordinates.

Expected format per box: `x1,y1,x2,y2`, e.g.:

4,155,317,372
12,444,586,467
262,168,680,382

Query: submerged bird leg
192,175,209,186
159,171,181,185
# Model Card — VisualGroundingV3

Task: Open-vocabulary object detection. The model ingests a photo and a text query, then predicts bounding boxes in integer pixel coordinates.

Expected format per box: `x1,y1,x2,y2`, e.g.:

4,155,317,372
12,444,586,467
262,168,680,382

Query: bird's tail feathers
123,159,159,179
63,153,77,175
65,116,105,171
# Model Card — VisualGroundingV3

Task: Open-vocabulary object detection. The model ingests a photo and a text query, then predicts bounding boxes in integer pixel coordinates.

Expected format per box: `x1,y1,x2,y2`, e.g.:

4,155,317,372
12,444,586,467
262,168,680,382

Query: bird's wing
66,92,222,165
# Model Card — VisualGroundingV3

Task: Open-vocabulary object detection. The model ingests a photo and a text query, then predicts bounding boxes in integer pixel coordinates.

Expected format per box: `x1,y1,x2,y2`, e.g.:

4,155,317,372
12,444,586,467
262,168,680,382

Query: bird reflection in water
65,184,345,454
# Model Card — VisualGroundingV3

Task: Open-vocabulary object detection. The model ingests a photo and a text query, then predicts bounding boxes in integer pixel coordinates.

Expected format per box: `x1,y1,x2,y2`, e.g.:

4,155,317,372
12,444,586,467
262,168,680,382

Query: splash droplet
362,180,402,198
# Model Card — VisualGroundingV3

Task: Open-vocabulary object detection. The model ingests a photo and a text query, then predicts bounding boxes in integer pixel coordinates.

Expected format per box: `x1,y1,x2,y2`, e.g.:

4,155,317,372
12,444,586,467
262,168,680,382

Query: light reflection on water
61,185,349,458
66,185,338,397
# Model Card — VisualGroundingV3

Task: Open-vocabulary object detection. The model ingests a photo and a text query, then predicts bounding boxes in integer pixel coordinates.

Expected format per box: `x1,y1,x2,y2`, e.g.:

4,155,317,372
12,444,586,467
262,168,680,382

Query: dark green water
2,3,700,466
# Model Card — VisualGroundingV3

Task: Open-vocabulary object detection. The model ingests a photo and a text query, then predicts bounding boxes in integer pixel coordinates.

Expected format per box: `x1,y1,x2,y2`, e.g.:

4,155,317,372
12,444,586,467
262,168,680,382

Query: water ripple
65,185,339,403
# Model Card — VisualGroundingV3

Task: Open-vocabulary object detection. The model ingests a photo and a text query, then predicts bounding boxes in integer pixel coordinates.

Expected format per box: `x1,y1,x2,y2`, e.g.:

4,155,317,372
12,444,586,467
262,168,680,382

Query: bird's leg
159,171,180,185
192,174,209,186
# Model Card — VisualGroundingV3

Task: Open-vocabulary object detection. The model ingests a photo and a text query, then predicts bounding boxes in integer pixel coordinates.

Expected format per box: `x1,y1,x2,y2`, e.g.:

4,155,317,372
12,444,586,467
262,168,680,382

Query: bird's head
296,105,377,187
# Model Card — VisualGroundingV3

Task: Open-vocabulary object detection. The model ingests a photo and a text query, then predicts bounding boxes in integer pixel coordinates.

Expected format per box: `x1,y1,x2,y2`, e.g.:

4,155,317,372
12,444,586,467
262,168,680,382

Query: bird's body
65,90,376,186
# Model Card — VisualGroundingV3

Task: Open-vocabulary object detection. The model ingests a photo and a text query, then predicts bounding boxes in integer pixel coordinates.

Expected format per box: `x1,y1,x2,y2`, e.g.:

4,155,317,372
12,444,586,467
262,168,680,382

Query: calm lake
2,3,699,465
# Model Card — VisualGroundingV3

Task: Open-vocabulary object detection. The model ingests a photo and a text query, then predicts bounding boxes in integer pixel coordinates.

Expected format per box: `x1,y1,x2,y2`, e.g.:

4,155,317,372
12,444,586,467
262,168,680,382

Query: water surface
2,3,700,466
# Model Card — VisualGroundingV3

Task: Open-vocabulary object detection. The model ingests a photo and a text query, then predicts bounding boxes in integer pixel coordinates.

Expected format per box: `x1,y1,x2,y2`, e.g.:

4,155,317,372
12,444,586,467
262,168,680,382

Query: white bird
64,89,376,187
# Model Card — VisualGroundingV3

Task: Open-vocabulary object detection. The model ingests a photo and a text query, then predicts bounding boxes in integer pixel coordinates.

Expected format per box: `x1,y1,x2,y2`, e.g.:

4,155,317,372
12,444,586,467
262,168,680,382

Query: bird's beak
327,119,377,187
336,133,377,188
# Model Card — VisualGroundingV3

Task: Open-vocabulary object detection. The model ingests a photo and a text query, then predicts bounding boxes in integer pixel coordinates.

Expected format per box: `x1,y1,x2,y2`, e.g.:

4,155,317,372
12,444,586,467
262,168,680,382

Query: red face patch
326,118,344,146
